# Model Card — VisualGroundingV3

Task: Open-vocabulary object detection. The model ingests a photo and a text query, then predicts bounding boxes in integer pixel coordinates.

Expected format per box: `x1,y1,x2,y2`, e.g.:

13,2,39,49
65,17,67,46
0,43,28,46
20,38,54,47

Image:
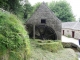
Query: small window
41,19,46,24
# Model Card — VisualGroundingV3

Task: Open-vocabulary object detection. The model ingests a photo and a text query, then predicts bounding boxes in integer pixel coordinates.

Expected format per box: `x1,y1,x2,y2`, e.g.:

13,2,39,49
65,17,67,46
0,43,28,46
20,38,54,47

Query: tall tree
7,0,22,14
48,0,75,22
0,0,33,19
33,2,41,12
0,0,22,14
23,2,41,20
0,0,8,9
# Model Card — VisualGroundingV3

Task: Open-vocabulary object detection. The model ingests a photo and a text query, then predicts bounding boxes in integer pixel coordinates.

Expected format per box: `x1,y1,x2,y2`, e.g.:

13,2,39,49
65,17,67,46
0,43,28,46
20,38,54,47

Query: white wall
62,28,80,39
62,28,72,37
74,30,80,39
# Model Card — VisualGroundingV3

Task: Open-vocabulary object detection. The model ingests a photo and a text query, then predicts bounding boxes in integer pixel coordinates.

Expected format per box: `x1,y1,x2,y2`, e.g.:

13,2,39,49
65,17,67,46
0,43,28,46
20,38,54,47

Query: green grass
30,48,78,60
0,10,30,60
29,39,78,60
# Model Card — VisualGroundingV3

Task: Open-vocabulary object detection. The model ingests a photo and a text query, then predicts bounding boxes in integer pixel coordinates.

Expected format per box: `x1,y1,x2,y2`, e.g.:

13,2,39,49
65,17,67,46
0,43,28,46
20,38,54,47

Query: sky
29,0,80,21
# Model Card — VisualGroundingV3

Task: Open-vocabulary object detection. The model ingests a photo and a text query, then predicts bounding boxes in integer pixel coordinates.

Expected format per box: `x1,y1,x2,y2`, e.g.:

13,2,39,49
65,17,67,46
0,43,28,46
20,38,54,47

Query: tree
0,0,22,13
23,3,33,19
29,2,41,17
0,0,8,9
23,2,41,20
33,2,41,12
0,0,33,20
48,0,75,22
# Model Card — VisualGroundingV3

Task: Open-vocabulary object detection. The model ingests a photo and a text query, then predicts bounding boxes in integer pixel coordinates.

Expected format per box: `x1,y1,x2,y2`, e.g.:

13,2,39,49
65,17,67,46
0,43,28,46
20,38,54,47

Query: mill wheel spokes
35,25,57,40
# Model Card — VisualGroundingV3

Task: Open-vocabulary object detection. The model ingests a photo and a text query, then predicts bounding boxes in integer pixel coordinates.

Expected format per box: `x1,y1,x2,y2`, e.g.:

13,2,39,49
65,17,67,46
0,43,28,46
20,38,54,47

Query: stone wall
62,28,80,39
75,30,80,39
62,28,72,37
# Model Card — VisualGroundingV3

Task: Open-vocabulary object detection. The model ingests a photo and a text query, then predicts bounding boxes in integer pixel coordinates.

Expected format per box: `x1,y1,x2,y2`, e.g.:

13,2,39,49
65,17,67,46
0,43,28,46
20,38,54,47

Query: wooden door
63,30,64,35
72,31,75,38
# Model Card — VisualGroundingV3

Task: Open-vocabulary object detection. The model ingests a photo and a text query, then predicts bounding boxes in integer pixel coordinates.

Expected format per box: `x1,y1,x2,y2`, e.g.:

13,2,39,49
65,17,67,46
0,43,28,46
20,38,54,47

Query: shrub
0,10,30,60
67,34,71,38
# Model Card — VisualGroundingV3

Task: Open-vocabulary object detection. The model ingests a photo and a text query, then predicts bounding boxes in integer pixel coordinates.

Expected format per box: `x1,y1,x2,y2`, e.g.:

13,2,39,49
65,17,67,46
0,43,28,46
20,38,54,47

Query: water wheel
26,24,57,40
35,25,57,40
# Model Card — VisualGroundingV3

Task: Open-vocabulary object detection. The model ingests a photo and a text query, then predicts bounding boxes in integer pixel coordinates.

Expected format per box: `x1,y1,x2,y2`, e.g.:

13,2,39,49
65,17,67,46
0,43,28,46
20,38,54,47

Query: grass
30,48,78,60
29,39,78,60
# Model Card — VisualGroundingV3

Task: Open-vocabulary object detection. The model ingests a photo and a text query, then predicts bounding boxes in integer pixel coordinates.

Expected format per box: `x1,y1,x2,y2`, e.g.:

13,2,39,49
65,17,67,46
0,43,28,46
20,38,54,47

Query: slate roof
62,22,80,30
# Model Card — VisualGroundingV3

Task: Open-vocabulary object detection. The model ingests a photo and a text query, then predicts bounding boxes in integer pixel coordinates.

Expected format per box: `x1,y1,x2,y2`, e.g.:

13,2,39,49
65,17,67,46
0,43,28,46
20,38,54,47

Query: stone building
62,22,80,39
26,2,61,40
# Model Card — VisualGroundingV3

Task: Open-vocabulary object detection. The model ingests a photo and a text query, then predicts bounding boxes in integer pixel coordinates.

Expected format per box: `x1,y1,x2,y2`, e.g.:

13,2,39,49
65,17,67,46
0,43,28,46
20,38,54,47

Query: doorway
72,31,75,38
63,30,64,35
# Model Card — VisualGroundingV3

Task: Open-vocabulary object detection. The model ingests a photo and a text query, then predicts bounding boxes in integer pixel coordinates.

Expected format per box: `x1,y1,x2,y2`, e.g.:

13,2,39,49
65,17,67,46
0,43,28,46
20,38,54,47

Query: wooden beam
33,24,35,40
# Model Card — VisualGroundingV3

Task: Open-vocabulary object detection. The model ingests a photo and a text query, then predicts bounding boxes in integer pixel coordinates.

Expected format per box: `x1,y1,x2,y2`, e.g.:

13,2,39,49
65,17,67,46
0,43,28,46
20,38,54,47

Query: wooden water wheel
35,25,57,40
26,24,57,40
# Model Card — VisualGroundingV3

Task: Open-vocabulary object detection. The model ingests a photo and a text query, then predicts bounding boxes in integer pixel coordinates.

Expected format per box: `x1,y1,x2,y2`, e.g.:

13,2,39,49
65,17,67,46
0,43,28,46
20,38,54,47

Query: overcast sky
29,0,80,21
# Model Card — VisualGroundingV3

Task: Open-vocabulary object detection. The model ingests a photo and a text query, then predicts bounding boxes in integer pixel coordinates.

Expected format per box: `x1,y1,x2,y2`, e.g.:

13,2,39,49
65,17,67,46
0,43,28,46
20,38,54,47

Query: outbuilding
26,2,62,40
62,22,80,39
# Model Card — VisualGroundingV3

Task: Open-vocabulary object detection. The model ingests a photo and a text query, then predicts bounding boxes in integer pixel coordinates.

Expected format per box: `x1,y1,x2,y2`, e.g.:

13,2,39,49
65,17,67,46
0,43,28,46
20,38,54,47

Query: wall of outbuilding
62,28,80,39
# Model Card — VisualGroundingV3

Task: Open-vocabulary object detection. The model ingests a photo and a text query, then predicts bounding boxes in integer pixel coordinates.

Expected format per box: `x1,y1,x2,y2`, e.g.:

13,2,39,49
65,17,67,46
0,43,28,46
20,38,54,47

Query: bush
0,10,30,60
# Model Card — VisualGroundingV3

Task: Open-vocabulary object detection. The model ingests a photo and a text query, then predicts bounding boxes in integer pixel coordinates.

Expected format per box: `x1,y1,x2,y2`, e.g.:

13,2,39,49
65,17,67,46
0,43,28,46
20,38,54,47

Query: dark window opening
41,19,46,24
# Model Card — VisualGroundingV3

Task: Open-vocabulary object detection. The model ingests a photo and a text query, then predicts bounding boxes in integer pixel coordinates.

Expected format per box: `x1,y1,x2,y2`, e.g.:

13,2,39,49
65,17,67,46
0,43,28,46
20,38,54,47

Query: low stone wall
62,42,80,51
62,42,72,48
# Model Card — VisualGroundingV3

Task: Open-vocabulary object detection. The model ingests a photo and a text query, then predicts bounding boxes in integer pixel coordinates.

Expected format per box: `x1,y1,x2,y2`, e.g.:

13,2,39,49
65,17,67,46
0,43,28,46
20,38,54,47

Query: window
41,19,46,24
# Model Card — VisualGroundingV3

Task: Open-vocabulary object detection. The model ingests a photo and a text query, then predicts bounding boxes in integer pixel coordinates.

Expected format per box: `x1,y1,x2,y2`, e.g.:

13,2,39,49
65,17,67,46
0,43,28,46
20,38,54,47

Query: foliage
0,0,40,23
32,2,41,12
48,0,75,22
0,0,21,13
26,2,41,19
0,0,32,21
0,10,30,60
21,2,41,22
0,0,8,9
23,3,33,20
